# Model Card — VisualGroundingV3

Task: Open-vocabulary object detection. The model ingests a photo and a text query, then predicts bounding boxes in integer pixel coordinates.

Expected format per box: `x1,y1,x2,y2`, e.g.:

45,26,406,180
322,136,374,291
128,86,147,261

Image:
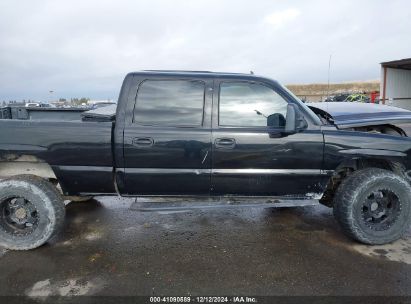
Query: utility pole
327,53,333,99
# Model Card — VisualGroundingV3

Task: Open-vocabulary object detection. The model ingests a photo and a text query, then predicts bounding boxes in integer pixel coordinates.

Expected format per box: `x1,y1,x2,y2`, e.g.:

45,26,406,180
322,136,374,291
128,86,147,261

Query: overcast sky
1,0,410,101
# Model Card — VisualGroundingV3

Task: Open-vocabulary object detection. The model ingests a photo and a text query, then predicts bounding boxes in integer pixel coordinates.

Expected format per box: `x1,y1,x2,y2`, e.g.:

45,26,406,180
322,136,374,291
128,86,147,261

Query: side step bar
130,197,319,212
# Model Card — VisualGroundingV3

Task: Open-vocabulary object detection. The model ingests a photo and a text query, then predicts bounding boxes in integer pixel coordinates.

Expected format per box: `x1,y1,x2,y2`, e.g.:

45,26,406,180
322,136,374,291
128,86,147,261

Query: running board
130,197,319,212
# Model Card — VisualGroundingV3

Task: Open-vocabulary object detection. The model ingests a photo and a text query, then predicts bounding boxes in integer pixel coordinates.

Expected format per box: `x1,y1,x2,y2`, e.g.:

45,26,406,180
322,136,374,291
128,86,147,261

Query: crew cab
1,71,411,250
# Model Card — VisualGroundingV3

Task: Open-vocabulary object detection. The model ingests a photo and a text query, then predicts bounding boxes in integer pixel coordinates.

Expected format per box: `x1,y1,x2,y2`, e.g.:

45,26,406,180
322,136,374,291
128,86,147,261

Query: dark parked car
1,71,411,250
324,93,350,102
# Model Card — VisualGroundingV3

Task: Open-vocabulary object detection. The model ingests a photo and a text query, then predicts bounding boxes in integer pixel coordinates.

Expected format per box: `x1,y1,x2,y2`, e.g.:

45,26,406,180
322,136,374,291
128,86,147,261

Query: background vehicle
344,93,370,103
324,93,350,102
1,71,411,250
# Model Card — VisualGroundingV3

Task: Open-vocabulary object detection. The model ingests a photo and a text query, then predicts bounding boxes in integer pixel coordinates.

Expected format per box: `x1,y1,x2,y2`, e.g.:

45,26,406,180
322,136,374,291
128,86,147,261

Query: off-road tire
333,168,411,245
0,175,65,250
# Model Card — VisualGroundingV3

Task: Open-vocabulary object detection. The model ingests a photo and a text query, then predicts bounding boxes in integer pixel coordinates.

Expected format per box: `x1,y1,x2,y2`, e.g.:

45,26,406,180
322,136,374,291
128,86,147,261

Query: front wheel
333,168,411,245
0,175,65,250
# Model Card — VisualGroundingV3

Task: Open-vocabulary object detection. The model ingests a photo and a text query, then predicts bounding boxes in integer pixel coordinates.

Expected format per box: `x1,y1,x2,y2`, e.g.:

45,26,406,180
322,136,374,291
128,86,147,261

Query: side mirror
284,104,308,134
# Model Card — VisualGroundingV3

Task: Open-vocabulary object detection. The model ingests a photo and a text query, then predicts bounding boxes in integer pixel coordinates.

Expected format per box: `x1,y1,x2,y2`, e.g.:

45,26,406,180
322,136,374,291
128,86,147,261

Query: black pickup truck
1,70,411,250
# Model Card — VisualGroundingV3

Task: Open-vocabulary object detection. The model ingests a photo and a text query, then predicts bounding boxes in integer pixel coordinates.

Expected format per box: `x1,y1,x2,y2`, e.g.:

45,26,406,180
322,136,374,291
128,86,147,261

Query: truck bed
0,118,115,195
1,106,89,121
0,104,117,122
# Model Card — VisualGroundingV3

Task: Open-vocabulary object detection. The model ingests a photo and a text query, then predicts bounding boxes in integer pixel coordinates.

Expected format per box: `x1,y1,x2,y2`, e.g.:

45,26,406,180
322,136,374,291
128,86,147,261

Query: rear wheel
0,175,65,250
333,168,411,245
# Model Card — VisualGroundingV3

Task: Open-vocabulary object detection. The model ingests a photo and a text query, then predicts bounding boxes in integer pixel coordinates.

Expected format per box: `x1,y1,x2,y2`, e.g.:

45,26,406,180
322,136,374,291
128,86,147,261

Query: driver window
219,82,288,127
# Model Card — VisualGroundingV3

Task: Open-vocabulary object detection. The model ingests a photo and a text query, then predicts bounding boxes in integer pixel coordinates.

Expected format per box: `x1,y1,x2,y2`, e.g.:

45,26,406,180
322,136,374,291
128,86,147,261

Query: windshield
279,84,322,125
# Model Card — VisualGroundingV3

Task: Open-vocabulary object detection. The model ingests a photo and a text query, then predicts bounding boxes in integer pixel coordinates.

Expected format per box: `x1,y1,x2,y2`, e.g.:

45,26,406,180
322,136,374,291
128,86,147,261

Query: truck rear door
122,76,212,195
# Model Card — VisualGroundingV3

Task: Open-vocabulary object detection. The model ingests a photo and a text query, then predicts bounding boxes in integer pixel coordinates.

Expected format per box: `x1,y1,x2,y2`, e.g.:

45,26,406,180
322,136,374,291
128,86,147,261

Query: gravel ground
0,196,410,300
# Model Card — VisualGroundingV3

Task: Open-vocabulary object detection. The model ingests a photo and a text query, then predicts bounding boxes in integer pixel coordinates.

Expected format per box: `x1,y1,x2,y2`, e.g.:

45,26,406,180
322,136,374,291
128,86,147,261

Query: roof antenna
250,71,254,75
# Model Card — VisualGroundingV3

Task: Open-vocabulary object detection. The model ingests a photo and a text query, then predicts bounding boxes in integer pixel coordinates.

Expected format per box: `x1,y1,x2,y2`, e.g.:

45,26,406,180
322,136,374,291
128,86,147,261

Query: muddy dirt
0,196,410,298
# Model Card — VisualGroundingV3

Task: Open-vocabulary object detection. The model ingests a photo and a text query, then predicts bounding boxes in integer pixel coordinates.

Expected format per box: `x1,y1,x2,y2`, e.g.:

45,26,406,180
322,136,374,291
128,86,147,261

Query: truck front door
122,77,212,195
211,80,327,197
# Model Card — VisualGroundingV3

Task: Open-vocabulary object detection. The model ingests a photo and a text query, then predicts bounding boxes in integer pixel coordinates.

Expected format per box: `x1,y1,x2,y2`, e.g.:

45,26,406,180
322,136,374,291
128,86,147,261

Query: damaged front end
307,102,411,207
308,102,411,137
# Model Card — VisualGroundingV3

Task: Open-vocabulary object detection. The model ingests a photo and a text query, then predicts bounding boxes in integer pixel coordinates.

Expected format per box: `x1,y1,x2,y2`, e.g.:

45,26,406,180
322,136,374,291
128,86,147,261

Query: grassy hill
286,81,380,102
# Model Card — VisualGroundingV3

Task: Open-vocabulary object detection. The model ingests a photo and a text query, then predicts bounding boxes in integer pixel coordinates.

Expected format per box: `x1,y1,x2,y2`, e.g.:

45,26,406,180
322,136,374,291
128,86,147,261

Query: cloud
0,0,410,100
264,9,301,29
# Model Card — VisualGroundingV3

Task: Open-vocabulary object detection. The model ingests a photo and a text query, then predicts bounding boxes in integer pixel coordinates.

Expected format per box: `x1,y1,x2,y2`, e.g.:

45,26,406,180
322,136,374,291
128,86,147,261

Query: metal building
380,58,411,110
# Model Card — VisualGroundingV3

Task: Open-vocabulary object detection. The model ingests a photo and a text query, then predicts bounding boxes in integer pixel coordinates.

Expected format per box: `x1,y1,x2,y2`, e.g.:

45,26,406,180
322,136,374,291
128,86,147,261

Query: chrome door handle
215,138,236,149
132,137,154,147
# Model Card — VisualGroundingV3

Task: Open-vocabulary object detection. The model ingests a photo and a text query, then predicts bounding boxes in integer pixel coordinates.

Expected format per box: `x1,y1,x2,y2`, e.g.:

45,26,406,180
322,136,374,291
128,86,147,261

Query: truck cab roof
127,70,278,83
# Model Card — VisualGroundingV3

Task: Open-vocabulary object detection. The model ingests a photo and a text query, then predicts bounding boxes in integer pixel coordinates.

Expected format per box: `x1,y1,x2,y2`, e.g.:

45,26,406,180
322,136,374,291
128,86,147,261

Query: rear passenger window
134,80,205,126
